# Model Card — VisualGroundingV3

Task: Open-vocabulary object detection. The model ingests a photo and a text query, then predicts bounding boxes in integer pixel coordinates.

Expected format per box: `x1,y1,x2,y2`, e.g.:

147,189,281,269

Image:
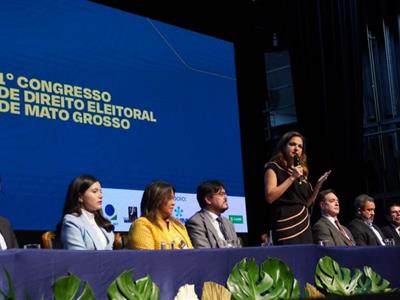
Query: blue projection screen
0,0,247,232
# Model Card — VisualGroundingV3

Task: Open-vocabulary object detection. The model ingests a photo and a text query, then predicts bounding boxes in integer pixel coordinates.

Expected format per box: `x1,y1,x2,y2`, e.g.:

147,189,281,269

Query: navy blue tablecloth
0,245,398,299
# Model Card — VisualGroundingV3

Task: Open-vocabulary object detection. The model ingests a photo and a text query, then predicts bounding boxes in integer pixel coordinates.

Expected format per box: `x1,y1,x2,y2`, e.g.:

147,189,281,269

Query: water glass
23,244,41,249
222,239,242,248
384,238,395,246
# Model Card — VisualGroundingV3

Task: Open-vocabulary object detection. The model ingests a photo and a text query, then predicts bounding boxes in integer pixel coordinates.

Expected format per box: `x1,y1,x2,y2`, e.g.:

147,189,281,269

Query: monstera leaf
227,257,299,300
107,270,159,300
315,256,362,296
260,258,300,299
52,273,95,300
315,256,393,296
356,266,391,294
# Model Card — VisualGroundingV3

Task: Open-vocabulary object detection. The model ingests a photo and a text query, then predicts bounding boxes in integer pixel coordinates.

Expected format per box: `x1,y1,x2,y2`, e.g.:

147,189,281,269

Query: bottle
160,241,166,250
178,240,188,249
267,230,274,246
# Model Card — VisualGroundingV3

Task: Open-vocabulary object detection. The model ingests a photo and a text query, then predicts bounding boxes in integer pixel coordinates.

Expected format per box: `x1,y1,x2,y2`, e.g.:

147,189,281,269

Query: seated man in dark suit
312,189,355,246
381,203,400,245
186,180,240,248
0,216,19,249
348,194,386,246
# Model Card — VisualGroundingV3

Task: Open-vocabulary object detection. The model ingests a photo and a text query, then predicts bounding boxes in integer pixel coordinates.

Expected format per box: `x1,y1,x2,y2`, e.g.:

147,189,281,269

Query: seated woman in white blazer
61,175,114,250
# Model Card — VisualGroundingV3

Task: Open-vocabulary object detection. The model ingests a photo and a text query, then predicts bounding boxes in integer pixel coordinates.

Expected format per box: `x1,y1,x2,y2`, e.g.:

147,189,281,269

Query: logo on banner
124,206,138,223
104,204,118,221
174,206,188,224
229,215,243,224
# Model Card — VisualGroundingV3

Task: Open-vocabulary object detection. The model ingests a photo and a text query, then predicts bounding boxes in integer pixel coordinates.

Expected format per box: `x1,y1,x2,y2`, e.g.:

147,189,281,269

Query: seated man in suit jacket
380,202,400,245
186,180,240,248
312,189,355,246
348,194,386,246
0,216,19,249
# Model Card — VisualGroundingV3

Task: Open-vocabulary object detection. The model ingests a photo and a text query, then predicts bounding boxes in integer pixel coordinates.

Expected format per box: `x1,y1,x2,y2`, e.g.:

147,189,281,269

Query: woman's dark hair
140,181,175,222
62,174,113,232
269,131,309,177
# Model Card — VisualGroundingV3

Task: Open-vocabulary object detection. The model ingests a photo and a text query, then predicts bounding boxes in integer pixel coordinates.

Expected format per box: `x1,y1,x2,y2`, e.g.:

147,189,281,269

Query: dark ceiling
91,0,287,48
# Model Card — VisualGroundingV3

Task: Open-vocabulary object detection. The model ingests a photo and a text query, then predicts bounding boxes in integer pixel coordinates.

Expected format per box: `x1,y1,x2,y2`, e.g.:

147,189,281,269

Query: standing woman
128,181,193,250
61,175,114,250
264,131,331,245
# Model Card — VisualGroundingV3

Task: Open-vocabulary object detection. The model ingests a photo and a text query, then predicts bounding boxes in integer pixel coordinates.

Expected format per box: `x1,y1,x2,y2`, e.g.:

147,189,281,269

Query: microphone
293,154,303,184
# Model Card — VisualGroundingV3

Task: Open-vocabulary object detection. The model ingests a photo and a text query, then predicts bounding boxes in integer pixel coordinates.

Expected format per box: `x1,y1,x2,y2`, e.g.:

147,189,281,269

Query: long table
0,245,399,299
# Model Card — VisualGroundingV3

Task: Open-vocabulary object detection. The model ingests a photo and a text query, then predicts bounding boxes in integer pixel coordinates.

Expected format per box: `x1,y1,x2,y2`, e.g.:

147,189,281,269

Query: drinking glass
384,238,395,246
23,244,41,249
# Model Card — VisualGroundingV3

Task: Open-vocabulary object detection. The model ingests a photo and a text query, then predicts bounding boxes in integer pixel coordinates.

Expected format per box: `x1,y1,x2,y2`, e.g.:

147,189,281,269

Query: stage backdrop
0,0,246,231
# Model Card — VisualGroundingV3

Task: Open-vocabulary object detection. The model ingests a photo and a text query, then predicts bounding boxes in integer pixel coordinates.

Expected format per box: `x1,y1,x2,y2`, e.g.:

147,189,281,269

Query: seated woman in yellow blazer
128,181,193,250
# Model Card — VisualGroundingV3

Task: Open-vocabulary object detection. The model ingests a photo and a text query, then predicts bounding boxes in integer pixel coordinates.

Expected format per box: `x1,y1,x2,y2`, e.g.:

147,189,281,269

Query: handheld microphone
293,154,301,167
293,154,303,184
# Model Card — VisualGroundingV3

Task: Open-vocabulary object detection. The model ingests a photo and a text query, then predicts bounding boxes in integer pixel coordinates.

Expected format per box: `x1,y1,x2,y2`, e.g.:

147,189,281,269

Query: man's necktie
216,216,229,240
368,222,386,246
334,219,353,246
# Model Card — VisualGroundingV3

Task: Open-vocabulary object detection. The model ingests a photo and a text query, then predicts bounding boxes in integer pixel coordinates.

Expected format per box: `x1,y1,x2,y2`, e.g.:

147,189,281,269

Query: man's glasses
213,191,227,196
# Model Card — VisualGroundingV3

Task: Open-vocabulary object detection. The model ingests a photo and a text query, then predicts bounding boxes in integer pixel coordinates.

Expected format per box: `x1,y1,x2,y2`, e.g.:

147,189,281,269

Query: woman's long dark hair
62,174,113,232
269,131,309,178
140,181,175,222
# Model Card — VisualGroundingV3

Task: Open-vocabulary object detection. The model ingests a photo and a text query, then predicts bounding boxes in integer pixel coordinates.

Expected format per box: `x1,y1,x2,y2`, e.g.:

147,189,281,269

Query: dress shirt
366,221,385,246
204,210,226,240
323,215,353,245
395,225,400,237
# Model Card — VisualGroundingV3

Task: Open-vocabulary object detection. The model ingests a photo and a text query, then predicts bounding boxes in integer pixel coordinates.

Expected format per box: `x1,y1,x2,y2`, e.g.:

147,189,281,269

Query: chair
113,232,128,249
41,231,56,249
41,230,126,249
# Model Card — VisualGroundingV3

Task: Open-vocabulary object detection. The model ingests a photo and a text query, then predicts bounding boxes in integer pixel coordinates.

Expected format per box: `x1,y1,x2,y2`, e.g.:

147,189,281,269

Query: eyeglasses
213,191,227,196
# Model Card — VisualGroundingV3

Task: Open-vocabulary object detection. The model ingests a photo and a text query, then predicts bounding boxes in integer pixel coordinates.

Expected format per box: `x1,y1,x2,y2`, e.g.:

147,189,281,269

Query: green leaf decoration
77,282,97,300
315,256,362,296
107,270,160,300
107,281,126,300
0,268,16,300
52,273,95,300
355,266,391,294
261,258,300,299
315,256,394,296
227,257,299,300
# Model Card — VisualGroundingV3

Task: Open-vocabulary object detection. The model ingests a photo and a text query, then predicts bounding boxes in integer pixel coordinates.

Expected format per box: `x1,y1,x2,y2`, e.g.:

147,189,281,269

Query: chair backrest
42,230,126,249
41,231,56,249
113,232,129,249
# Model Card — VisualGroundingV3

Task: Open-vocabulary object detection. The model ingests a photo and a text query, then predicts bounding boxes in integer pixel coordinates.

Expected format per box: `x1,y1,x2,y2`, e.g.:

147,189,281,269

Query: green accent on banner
229,215,243,224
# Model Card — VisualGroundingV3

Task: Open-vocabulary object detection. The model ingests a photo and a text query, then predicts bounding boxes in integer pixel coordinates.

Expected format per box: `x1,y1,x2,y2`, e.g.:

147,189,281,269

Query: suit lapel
391,226,400,244
357,219,381,245
322,217,351,246
80,215,109,250
221,217,234,240
200,211,225,248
